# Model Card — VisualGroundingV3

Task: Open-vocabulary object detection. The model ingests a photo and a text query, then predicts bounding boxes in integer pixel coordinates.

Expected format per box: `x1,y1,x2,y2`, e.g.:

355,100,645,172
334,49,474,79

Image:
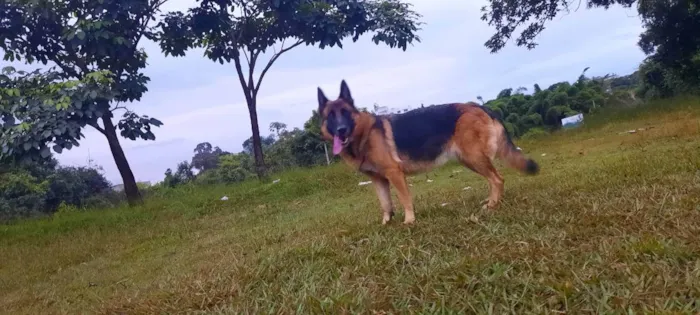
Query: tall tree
638,0,700,89
269,121,287,138
191,142,227,172
0,0,167,205
480,0,636,53
156,0,422,179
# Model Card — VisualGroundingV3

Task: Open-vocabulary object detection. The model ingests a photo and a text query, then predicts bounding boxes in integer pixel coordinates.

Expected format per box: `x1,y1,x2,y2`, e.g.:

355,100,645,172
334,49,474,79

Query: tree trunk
102,116,143,206
245,98,267,180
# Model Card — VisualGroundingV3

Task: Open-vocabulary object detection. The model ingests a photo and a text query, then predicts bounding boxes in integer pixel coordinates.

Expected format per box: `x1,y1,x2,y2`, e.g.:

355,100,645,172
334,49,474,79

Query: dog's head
317,80,359,155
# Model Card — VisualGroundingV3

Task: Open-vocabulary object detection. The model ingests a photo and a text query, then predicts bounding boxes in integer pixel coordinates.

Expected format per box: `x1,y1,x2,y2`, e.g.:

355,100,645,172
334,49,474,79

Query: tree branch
88,120,106,135
248,49,258,93
232,50,253,103
254,39,304,96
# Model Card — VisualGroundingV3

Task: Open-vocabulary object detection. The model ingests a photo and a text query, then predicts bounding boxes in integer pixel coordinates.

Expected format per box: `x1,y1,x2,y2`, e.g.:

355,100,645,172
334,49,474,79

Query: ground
1,97,700,314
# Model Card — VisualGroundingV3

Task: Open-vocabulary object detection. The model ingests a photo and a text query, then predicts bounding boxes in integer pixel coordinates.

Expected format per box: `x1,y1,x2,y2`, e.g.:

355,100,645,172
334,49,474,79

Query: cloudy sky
4,0,647,185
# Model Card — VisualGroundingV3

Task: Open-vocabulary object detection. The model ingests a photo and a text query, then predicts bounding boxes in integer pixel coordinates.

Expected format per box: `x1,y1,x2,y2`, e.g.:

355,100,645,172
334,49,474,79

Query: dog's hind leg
371,176,395,225
459,154,504,210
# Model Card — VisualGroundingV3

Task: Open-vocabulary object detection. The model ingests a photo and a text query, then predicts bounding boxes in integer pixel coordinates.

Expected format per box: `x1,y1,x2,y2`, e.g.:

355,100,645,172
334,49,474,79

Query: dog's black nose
337,126,347,135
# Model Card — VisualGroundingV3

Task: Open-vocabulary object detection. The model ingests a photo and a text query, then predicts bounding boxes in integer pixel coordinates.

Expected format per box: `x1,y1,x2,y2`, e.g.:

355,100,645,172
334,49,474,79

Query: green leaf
23,142,31,151
53,144,63,154
40,147,50,158
90,91,97,99
76,30,86,40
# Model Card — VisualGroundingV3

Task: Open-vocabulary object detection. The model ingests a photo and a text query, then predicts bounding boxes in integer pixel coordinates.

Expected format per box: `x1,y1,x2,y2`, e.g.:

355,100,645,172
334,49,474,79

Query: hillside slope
2,97,700,314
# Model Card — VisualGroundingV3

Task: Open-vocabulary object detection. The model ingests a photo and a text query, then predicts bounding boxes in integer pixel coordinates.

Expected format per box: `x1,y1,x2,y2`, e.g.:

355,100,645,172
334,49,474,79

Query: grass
2,97,700,314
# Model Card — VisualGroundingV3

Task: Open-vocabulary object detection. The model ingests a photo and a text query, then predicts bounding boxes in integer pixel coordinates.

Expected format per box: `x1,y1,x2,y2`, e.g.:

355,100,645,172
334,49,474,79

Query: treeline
161,111,333,187
481,69,642,138
0,157,119,221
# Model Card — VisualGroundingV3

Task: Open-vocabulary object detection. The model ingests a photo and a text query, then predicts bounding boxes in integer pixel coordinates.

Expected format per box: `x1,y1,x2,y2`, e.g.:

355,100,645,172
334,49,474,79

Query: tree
480,0,637,53
0,0,168,205
191,142,228,172
162,160,194,187
242,135,276,155
269,121,288,138
156,0,423,179
638,0,700,90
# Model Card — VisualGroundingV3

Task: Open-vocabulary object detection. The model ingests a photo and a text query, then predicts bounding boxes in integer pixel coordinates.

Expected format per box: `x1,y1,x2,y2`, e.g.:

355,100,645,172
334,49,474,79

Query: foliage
0,156,114,221
481,0,700,99
0,67,114,161
156,0,423,179
165,112,331,186
163,161,195,188
0,0,169,204
191,142,230,172
481,68,630,137
480,0,637,53
638,0,700,85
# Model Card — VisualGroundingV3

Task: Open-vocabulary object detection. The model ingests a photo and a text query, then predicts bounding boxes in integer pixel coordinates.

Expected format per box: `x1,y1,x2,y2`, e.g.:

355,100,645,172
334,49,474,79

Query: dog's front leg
371,176,394,225
385,170,415,224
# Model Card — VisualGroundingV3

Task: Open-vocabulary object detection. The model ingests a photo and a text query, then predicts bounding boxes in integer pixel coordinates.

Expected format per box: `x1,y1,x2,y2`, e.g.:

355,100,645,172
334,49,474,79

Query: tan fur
320,97,538,225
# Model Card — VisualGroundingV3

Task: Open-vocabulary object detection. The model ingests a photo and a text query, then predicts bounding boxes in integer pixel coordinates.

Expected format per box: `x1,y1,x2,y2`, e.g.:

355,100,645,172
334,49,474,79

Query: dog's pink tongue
332,135,343,155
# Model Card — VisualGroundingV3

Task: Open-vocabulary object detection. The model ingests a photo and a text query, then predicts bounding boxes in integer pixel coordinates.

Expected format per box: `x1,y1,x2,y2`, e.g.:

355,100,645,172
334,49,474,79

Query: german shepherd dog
318,80,539,225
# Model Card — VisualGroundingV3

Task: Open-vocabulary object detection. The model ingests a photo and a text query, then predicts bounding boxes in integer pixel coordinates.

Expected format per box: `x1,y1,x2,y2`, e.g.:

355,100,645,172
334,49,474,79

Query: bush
520,127,549,140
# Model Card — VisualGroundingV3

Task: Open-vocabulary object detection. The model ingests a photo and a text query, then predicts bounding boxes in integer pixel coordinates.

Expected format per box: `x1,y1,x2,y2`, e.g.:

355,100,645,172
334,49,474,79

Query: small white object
358,181,372,186
452,170,463,174
627,129,637,134
272,179,281,184
541,153,547,157
463,186,472,191
220,196,229,201
441,203,449,207
426,179,434,183
516,147,522,151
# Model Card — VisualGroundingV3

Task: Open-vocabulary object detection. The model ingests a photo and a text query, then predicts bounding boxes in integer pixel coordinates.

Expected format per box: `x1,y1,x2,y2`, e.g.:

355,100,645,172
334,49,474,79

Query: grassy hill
2,97,700,314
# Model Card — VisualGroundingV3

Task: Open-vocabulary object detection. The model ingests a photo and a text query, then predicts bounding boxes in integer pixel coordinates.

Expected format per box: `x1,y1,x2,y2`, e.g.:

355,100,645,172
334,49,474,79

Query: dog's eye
340,108,350,117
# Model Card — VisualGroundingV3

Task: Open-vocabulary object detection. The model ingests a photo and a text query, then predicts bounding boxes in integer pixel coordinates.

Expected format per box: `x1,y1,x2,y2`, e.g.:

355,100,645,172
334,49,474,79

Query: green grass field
2,97,700,314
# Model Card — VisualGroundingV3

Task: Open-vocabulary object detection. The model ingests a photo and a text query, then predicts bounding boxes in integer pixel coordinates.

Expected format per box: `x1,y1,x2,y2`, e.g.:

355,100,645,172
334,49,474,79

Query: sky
3,0,647,185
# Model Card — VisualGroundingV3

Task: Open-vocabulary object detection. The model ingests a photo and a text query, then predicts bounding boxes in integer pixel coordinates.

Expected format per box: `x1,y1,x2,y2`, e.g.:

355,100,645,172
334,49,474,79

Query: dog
317,80,539,225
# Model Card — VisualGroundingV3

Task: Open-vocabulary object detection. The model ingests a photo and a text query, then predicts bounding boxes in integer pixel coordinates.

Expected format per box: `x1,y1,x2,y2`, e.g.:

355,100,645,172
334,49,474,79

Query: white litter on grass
463,186,472,191
426,179,434,183
452,170,463,174
272,179,281,184
441,203,449,207
541,153,547,157
516,147,522,151
358,181,372,186
220,196,229,201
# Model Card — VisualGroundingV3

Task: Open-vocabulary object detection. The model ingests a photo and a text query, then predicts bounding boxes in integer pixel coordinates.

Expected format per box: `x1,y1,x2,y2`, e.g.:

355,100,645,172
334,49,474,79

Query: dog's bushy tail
497,134,539,175
480,106,539,175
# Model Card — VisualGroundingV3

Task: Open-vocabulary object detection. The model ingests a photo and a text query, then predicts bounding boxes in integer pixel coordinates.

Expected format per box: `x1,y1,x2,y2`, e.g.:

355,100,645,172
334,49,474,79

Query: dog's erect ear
317,87,329,113
339,80,354,107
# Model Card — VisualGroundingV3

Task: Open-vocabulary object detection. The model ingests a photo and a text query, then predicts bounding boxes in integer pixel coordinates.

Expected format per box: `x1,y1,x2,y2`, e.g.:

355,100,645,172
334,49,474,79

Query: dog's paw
481,200,498,211
402,216,415,225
